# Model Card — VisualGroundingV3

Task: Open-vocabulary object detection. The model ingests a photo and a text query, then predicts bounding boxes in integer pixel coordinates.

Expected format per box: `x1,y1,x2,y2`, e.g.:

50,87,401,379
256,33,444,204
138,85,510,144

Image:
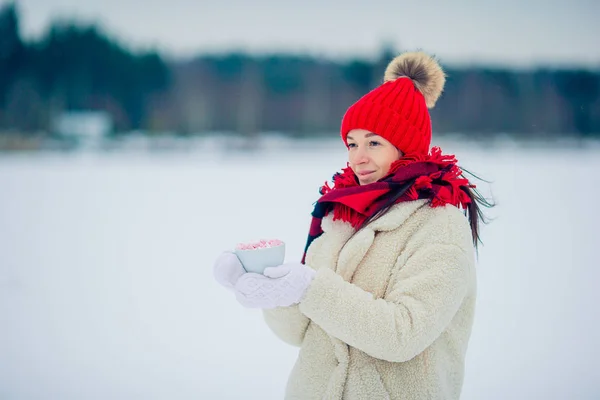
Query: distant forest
1,2,599,139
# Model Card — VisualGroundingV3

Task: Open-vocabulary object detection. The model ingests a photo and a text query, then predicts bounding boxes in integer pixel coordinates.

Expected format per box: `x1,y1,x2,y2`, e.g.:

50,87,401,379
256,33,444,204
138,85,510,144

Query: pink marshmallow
235,239,283,250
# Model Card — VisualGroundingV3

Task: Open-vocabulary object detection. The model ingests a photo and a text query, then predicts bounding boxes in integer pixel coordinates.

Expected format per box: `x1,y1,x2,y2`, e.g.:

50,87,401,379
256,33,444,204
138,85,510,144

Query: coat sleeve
298,239,473,362
262,305,311,347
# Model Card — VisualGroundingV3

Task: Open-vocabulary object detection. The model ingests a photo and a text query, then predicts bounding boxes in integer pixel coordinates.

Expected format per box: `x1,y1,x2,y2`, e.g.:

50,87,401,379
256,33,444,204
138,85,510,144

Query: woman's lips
358,171,375,177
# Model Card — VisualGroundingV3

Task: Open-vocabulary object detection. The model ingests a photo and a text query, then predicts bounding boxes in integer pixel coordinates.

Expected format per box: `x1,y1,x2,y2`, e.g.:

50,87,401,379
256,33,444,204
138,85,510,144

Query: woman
213,51,490,399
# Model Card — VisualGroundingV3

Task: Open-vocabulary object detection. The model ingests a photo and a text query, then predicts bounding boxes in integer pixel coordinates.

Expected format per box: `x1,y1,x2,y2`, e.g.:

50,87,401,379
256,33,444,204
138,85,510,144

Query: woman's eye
369,141,380,146
347,143,356,148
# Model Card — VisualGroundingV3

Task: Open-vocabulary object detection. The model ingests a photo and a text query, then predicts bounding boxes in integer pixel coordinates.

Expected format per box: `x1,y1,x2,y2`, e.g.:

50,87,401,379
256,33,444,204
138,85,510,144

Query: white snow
0,137,598,399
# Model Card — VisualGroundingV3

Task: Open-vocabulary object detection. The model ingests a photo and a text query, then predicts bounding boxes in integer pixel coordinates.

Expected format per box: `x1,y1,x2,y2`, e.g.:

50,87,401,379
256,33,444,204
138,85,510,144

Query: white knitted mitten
213,251,246,291
234,263,316,309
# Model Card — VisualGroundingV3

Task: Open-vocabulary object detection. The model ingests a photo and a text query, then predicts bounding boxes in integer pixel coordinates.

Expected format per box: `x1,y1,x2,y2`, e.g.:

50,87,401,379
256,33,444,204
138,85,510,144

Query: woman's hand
234,263,316,309
213,251,246,291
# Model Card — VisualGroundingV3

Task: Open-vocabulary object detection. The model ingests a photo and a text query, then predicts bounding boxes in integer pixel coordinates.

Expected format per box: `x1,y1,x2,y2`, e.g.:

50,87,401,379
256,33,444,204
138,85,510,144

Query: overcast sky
12,0,600,67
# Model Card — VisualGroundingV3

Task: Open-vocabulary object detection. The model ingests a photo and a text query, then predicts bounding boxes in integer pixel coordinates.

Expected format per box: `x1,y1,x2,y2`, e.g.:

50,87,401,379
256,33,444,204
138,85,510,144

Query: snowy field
0,136,599,399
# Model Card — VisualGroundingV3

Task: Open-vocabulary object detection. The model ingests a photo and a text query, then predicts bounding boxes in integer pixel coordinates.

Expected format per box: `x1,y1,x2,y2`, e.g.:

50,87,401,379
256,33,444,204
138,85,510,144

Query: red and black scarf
300,147,475,264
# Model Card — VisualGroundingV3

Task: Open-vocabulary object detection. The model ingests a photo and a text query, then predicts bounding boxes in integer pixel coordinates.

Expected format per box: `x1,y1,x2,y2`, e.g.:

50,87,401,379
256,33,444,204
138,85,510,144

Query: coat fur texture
263,199,476,399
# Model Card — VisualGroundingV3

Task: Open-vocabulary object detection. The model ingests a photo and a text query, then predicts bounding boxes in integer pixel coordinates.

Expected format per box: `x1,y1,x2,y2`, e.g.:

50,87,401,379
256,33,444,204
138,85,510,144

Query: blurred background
1,0,599,399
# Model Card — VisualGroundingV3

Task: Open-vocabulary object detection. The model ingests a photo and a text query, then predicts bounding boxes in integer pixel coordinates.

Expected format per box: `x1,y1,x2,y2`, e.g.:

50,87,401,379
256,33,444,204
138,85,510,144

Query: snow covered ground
0,137,598,399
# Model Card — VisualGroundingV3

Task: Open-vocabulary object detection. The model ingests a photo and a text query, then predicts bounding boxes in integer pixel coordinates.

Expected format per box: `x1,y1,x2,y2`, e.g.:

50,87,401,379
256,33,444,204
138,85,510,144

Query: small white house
52,111,113,147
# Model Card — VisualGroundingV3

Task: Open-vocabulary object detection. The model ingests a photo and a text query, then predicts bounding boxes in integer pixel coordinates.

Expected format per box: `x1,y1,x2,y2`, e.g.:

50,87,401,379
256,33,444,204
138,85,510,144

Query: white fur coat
263,199,477,399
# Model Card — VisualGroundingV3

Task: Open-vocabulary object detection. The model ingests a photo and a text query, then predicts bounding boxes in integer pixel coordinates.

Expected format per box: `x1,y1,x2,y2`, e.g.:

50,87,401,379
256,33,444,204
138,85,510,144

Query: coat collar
319,199,429,281
361,199,429,232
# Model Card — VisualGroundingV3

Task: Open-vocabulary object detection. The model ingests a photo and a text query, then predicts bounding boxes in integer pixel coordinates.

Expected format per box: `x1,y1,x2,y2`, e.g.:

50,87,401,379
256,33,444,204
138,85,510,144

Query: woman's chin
358,173,379,185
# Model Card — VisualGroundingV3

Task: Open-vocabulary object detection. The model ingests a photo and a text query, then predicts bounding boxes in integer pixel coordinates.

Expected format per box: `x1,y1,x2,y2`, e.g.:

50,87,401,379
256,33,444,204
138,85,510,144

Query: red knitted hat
341,52,446,156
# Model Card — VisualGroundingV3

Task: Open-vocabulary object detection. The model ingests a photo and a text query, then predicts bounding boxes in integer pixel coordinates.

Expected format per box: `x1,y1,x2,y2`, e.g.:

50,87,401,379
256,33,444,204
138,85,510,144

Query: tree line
1,2,599,139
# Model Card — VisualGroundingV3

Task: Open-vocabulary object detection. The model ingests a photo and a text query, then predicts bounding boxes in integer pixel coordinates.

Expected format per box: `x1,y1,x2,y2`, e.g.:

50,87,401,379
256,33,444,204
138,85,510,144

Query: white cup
234,242,286,274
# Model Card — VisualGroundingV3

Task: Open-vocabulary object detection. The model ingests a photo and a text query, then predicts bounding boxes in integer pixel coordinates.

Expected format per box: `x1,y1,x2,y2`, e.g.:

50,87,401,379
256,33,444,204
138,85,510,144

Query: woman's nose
351,148,369,164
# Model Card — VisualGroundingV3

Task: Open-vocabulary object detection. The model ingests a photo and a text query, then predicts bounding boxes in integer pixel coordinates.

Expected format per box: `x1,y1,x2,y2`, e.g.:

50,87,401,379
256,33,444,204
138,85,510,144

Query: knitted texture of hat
340,51,446,156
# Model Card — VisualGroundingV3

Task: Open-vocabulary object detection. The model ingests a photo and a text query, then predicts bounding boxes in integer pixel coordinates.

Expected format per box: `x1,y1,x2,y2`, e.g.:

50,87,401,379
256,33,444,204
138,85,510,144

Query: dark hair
357,169,495,251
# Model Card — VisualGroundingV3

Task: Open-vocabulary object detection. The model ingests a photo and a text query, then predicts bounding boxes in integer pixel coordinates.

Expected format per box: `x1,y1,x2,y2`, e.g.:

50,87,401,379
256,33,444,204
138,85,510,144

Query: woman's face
347,129,403,185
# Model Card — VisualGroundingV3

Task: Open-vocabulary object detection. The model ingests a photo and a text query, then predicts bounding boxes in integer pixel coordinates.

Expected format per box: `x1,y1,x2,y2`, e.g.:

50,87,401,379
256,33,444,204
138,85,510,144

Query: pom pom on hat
383,51,446,108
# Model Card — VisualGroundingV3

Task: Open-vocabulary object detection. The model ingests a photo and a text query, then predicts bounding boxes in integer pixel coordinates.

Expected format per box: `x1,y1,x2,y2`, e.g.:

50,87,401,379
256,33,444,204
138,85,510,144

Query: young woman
214,51,491,399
